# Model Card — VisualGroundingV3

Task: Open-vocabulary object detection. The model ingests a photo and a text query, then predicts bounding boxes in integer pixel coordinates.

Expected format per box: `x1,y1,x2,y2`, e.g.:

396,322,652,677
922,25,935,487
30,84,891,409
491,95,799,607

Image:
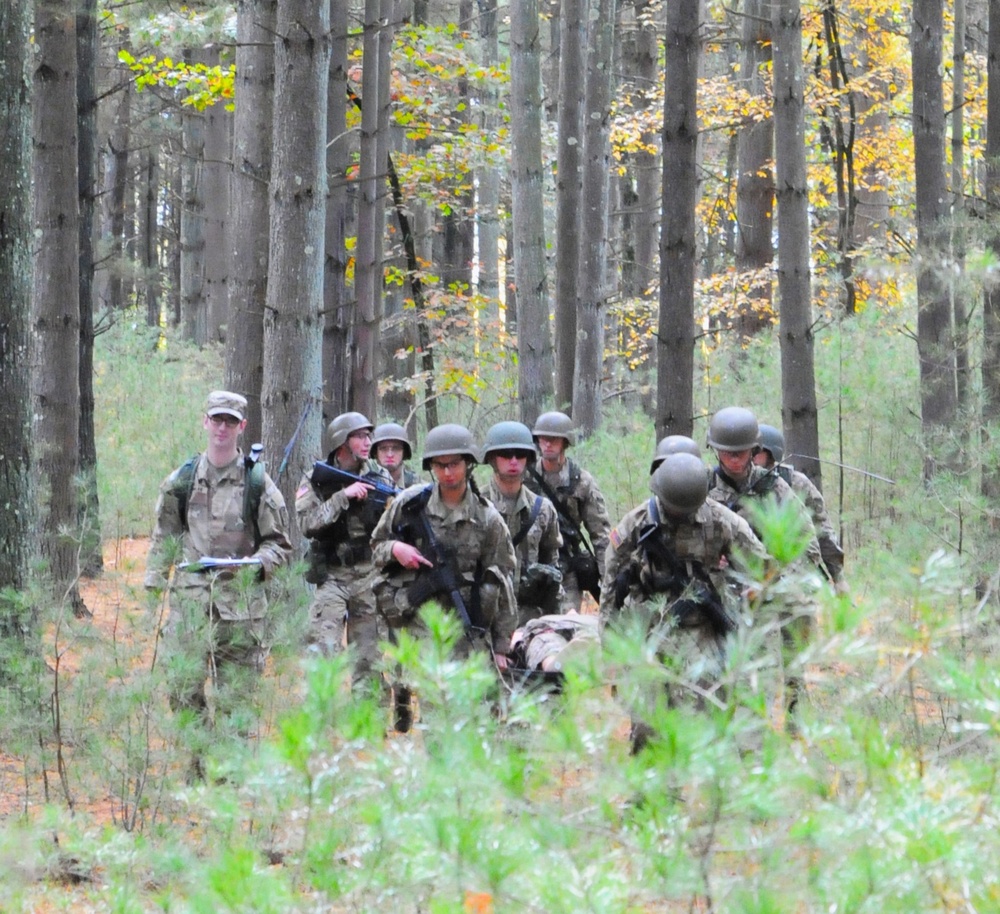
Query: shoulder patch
609,526,625,551
296,482,312,500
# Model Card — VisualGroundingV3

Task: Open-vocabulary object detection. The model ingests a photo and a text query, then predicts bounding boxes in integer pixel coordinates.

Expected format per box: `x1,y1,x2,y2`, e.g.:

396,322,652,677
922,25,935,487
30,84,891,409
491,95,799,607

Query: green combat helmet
482,420,537,464
756,423,785,463
372,422,413,460
531,411,576,447
422,423,480,470
327,411,374,453
707,406,759,453
650,452,710,517
650,434,703,474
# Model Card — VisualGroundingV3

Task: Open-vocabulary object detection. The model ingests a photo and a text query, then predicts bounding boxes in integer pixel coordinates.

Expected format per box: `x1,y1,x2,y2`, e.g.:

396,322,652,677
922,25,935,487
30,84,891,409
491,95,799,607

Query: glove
518,563,563,606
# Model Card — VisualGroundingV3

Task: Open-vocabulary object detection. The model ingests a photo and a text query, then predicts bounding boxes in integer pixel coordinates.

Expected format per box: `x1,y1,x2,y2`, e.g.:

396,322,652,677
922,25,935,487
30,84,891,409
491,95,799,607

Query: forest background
3,0,1000,910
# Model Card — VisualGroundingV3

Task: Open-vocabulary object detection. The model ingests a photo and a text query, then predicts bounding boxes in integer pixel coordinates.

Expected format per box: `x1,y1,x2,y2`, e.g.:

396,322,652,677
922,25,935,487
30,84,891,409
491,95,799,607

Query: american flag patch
609,526,624,550
295,483,311,500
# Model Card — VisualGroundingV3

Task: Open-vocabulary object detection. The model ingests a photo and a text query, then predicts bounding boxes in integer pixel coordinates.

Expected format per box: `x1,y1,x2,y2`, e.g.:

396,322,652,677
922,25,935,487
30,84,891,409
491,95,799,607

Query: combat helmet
482,420,537,464
372,422,413,460
650,434,702,474
531,411,576,447
756,424,785,463
422,423,480,470
650,453,710,516
706,406,759,453
327,411,374,453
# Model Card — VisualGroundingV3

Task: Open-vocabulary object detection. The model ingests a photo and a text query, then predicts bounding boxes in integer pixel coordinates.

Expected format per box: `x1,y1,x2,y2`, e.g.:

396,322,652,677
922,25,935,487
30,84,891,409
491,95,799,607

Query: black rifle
527,467,601,600
311,461,400,507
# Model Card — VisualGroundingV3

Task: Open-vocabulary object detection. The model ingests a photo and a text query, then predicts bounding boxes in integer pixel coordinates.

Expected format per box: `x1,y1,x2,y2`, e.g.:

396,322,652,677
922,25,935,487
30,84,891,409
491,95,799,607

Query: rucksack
172,453,266,549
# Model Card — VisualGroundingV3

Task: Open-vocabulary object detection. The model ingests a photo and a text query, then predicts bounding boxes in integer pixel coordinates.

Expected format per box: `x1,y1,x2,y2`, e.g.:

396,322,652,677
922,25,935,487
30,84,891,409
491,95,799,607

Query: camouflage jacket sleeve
598,504,645,628
791,470,844,577
144,468,185,590
295,468,351,538
370,491,409,570
536,497,563,566
578,468,612,574
773,475,823,567
252,471,294,578
481,505,518,647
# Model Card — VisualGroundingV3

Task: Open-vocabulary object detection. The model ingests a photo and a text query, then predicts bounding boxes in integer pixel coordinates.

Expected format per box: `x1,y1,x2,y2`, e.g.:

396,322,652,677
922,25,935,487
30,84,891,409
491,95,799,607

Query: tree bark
179,65,207,344
477,0,502,319
0,0,36,597
202,50,231,345
554,0,585,411
227,0,276,444
262,0,329,536
510,0,555,422
33,0,86,615
773,0,821,485
656,0,700,439
573,0,616,436
911,0,957,476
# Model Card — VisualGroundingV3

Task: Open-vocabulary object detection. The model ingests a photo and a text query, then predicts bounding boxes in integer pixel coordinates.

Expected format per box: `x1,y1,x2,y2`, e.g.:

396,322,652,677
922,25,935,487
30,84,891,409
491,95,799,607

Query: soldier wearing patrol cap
295,411,393,694
145,390,293,778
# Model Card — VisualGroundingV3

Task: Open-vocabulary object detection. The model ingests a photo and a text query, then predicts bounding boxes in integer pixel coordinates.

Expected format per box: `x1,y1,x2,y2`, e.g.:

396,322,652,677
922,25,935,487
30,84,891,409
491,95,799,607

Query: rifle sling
527,467,595,558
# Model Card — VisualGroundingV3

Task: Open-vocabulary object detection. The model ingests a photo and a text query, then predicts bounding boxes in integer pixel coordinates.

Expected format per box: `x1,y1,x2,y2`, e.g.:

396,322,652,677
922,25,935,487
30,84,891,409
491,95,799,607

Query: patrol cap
205,390,247,421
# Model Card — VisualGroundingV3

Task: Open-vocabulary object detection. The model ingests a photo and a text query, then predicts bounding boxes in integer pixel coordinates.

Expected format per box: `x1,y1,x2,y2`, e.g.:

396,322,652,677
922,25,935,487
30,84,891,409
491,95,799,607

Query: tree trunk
510,0,555,422
632,0,661,303
353,0,388,420
773,0,821,486
0,0,36,598
655,0,700,439
202,51,231,345
227,0,276,444
324,0,351,422
180,71,207,344
77,0,103,577
952,0,970,424
33,0,86,615
573,0,616,437
981,0,1000,503
262,0,329,538
735,0,774,340
554,0,585,411
477,0,502,318
911,0,957,476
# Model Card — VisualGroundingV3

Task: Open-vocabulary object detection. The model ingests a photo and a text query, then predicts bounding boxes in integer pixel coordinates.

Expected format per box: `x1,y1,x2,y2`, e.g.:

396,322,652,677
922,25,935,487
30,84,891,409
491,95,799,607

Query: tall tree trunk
952,0,970,423
324,0,351,422
632,0,661,303
139,144,160,327
262,0,329,538
510,0,555,422
353,0,387,420
554,0,585,411
0,0,36,598
911,0,957,477
33,0,86,616
77,0,102,577
981,0,1000,504
655,0,700,439
227,0,276,444
203,51,231,345
180,72,207,344
735,0,774,340
97,35,130,314
773,0,821,485
477,0,502,318
573,0,616,436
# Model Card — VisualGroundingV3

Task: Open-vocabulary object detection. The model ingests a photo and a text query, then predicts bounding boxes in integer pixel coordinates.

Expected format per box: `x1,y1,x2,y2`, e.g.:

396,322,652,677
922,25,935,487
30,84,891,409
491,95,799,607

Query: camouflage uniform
485,476,564,625
145,451,293,717
776,464,845,585
532,459,611,611
295,456,392,687
600,495,769,709
370,482,517,660
514,611,599,672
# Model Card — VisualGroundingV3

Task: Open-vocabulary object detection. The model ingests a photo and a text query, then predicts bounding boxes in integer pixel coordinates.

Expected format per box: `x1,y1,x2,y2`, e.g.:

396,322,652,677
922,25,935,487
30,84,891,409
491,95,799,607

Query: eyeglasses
430,458,466,472
492,450,530,460
209,414,241,428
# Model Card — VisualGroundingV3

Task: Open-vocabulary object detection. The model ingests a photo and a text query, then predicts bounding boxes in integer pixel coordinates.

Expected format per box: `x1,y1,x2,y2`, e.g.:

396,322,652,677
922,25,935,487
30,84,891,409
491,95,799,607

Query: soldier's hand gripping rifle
311,461,401,508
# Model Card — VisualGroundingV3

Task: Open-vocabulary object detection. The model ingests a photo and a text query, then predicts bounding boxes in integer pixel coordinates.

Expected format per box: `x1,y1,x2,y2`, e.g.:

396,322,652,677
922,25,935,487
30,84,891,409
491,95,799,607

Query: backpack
171,453,267,549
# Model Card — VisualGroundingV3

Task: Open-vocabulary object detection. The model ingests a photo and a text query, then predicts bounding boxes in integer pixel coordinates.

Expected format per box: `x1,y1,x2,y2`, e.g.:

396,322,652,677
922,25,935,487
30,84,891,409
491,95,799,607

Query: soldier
705,406,821,728
508,610,599,675
144,391,293,777
600,452,770,751
372,422,420,489
370,423,517,730
755,423,847,594
529,411,612,611
482,421,564,626
295,411,393,694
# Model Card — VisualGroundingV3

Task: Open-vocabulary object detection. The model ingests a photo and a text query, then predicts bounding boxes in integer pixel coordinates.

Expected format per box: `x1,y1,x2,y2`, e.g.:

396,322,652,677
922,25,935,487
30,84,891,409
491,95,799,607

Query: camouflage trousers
307,572,383,693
